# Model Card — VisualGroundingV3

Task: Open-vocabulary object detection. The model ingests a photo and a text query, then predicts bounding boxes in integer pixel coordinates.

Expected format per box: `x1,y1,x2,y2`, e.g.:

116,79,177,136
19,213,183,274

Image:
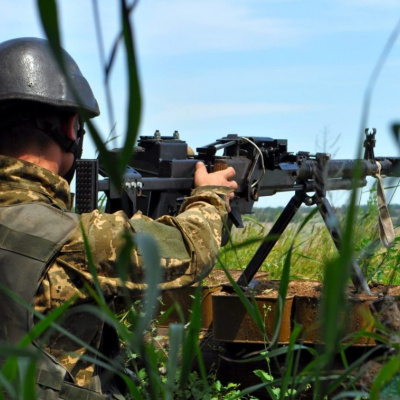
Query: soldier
0,37,237,399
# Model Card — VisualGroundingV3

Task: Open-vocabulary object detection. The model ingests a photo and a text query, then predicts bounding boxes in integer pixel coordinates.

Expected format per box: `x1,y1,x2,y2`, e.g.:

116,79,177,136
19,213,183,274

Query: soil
206,268,399,292
208,272,400,302
200,269,269,288
248,279,322,297
357,360,385,392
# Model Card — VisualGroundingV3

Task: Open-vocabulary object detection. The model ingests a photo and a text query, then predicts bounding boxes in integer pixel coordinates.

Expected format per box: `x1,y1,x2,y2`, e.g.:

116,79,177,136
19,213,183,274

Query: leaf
392,123,400,148
37,0,62,57
133,233,163,339
165,323,184,399
370,356,400,400
180,282,204,389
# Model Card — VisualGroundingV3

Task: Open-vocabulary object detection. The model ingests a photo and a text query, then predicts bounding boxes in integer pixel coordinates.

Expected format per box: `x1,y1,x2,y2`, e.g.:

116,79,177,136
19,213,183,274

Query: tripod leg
318,197,371,295
237,191,306,286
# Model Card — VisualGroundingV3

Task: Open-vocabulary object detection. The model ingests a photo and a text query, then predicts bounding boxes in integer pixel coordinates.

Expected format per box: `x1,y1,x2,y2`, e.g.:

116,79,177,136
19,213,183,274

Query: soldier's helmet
0,37,99,118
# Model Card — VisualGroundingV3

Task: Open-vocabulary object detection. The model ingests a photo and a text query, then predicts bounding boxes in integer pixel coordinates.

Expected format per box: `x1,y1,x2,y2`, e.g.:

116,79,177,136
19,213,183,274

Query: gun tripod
236,187,372,295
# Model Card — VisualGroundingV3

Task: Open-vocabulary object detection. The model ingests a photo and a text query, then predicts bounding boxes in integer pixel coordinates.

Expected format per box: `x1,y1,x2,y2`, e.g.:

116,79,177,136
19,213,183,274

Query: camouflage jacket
0,155,230,388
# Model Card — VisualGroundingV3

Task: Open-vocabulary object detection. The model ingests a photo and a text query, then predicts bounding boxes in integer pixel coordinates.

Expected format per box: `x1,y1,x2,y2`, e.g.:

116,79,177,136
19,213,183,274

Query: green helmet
0,37,99,117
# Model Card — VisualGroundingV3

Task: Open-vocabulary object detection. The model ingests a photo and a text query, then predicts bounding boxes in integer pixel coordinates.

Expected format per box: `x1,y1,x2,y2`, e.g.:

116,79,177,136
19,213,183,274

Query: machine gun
75,129,400,294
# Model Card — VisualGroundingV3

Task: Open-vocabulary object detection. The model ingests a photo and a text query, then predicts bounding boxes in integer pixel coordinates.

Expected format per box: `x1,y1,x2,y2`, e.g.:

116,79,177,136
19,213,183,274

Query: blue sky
2,0,400,207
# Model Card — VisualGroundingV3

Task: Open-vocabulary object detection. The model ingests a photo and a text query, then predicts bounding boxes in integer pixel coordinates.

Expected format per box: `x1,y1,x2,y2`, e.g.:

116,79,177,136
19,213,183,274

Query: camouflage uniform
0,155,230,389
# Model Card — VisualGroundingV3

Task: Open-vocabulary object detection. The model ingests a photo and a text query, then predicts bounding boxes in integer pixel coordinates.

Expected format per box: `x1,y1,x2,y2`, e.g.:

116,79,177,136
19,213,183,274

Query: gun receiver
76,130,400,294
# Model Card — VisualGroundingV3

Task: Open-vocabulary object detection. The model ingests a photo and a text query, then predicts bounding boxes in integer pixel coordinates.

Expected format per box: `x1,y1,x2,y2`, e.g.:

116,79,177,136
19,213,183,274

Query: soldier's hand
194,162,238,209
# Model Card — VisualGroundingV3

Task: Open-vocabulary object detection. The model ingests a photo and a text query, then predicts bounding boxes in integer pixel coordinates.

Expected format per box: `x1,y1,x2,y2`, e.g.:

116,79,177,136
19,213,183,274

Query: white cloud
133,0,400,58
134,0,304,55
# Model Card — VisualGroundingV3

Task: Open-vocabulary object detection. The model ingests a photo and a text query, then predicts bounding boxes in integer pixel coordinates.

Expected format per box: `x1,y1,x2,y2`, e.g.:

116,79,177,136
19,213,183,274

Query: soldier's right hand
194,162,238,209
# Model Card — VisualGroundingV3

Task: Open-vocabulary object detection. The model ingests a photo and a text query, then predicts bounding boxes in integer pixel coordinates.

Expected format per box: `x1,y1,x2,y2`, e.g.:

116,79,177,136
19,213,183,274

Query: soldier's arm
63,163,236,291
127,161,237,289
128,184,232,289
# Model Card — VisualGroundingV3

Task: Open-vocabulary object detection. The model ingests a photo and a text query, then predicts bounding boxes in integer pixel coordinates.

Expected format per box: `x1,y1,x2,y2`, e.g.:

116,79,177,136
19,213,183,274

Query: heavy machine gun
75,129,400,294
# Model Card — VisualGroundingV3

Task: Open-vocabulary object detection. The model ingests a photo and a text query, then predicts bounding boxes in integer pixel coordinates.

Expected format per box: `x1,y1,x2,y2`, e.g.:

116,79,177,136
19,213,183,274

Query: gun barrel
375,157,400,176
252,157,400,198
298,158,398,181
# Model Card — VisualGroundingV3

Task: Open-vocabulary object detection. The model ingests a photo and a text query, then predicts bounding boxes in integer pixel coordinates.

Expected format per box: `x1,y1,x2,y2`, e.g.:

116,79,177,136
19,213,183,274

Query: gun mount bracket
251,187,259,201
304,195,314,206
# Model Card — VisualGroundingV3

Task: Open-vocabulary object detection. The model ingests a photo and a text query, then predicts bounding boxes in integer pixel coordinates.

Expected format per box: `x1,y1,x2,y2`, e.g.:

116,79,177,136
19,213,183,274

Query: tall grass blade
91,0,116,132
80,221,106,304
280,324,302,400
166,323,184,399
0,284,77,349
36,0,62,59
179,281,204,389
332,391,370,399
218,262,266,337
19,358,36,400
132,234,162,342
119,0,141,165
370,355,400,400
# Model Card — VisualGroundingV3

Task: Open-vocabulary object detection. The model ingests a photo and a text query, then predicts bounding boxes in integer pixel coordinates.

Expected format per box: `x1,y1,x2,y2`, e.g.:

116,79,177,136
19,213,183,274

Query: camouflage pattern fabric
0,155,230,388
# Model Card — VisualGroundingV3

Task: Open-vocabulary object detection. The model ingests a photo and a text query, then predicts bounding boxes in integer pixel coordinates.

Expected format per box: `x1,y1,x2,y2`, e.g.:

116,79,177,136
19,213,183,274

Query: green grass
218,196,400,287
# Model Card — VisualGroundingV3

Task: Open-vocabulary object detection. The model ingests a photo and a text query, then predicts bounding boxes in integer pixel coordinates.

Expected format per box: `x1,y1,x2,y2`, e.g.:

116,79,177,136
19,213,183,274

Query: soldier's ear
62,114,78,141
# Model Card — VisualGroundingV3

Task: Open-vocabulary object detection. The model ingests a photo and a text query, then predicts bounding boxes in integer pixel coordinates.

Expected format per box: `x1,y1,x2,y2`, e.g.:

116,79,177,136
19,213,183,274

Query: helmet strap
35,117,85,183
62,123,85,184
